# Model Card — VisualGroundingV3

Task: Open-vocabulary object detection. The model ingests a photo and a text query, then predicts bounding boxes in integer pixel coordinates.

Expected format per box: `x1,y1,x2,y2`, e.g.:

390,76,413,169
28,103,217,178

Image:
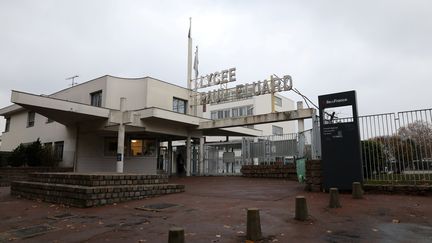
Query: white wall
146,78,192,112
203,93,296,139
0,111,76,167
51,76,108,106
76,132,157,174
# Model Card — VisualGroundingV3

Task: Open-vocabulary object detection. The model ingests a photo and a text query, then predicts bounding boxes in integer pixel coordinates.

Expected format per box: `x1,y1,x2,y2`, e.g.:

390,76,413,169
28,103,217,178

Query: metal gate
203,133,312,175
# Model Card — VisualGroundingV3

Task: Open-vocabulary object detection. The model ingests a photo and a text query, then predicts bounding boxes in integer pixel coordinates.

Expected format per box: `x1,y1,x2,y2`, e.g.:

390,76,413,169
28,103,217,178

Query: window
232,108,239,117
173,97,187,114
27,111,35,127
129,139,156,157
247,106,253,116
104,138,118,156
4,117,10,132
274,96,282,106
211,111,217,120
90,90,102,107
224,109,230,118
54,141,64,161
272,125,283,135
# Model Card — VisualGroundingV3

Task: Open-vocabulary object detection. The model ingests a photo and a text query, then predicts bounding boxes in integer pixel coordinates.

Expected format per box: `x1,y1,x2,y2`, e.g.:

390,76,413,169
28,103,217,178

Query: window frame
90,90,103,107
27,111,35,128
172,97,187,114
53,141,64,161
274,96,282,107
272,125,284,135
128,138,157,157
4,117,10,132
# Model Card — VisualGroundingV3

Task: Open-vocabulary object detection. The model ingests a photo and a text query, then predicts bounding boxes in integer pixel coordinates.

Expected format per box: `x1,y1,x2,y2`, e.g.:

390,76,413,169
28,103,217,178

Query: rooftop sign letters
192,68,293,105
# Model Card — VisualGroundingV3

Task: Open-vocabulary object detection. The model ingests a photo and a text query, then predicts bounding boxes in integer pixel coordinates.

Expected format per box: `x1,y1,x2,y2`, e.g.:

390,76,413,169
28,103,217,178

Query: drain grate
47,212,76,220
0,224,57,241
135,203,181,212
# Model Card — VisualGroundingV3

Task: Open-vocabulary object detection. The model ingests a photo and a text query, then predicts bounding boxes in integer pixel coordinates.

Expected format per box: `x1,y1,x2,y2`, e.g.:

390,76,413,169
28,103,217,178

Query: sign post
318,91,363,190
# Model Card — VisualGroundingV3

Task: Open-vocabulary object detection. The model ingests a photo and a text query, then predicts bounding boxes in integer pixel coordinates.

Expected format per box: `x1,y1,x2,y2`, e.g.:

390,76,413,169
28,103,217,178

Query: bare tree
398,121,432,158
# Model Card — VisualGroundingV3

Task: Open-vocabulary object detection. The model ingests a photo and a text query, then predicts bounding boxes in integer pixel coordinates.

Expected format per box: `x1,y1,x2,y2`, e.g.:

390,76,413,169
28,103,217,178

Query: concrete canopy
2,90,262,138
6,90,111,126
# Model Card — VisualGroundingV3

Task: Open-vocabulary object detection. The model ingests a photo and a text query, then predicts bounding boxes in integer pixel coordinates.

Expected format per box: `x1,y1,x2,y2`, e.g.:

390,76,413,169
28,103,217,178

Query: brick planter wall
11,173,185,207
363,184,432,196
305,160,322,192
240,164,297,180
0,167,73,187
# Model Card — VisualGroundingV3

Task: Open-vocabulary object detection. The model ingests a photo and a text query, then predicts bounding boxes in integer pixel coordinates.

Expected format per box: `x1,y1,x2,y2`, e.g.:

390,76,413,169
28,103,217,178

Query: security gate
203,133,310,175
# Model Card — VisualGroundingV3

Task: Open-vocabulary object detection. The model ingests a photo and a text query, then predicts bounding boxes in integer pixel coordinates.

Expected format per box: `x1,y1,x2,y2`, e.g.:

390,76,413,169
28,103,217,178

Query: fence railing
331,108,432,184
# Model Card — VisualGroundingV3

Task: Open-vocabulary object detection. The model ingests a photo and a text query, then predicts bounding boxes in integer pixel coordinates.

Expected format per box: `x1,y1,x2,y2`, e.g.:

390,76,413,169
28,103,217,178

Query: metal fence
203,133,308,175
331,108,432,183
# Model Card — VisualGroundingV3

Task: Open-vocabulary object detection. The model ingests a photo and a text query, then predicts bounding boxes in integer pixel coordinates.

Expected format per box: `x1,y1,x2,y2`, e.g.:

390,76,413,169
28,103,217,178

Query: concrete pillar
329,188,341,208
199,137,204,175
168,140,173,176
297,101,304,133
246,208,262,241
116,97,126,173
168,227,184,243
295,196,308,221
186,136,191,176
352,182,363,199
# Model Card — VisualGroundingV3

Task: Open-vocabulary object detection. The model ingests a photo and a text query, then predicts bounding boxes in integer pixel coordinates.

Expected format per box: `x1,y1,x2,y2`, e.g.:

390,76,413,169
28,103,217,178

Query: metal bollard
168,227,185,243
246,208,262,241
295,196,308,221
329,188,341,208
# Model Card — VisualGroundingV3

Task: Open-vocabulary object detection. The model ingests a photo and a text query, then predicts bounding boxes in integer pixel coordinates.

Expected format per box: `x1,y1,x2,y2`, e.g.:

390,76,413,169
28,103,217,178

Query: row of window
104,138,157,157
4,112,55,132
210,105,254,120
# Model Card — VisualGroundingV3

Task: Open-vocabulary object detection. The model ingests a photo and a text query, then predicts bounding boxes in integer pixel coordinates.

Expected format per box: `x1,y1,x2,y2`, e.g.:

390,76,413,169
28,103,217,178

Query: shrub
8,144,28,167
0,151,11,167
7,139,57,167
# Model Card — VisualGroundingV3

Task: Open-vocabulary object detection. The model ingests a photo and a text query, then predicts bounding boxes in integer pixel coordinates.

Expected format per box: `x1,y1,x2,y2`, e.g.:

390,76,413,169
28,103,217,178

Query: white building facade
0,75,299,175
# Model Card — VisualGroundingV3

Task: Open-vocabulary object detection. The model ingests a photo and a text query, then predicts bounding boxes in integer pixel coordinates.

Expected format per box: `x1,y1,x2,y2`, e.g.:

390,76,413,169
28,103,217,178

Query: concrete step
27,173,169,186
11,180,185,208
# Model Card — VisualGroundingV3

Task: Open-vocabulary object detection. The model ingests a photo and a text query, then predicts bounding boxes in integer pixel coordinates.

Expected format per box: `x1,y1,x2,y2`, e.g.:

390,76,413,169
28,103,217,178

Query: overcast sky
1,0,431,130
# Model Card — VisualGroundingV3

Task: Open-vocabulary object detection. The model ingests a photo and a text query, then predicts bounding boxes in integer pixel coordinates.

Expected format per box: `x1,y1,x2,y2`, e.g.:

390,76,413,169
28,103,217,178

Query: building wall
146,78,195,114
76,132,157,174
0,111,76,167
51,76,108,106
105,77,148,110
203,93,296,141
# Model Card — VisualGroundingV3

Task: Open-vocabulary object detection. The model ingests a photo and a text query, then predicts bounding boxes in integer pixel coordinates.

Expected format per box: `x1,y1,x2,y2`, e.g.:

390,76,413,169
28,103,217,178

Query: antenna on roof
66,75,79,86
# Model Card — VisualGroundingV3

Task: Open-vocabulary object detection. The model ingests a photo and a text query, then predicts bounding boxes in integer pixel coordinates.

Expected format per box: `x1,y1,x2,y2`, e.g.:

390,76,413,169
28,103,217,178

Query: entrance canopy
1,90,261,138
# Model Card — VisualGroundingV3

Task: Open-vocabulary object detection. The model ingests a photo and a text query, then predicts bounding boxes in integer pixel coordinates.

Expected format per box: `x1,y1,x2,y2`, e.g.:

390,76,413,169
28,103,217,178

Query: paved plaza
1,177,432,242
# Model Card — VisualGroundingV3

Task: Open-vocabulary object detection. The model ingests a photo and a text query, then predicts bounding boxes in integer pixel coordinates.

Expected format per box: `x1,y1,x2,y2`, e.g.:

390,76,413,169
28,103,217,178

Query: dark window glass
5,117,10,132
90,90,102,107
173,97,187,114
27,111,35,127
54,141,64,161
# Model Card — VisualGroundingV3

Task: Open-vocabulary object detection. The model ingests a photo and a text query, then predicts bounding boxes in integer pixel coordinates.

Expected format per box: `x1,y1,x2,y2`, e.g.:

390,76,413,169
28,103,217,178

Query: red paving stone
1,176,432,242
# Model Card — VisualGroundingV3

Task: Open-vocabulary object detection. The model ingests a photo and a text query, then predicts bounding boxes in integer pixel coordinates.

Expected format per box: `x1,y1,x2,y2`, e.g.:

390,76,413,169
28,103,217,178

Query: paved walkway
1,177,432,242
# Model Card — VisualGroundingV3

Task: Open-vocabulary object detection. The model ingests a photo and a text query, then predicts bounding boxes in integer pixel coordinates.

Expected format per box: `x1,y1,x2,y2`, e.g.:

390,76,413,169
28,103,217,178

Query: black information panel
319,91,363,190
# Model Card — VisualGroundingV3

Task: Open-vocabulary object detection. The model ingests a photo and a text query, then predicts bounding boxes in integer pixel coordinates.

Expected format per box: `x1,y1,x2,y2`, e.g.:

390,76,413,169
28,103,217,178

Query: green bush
8,144,28,167
0,151,11,167
7,139,57,167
